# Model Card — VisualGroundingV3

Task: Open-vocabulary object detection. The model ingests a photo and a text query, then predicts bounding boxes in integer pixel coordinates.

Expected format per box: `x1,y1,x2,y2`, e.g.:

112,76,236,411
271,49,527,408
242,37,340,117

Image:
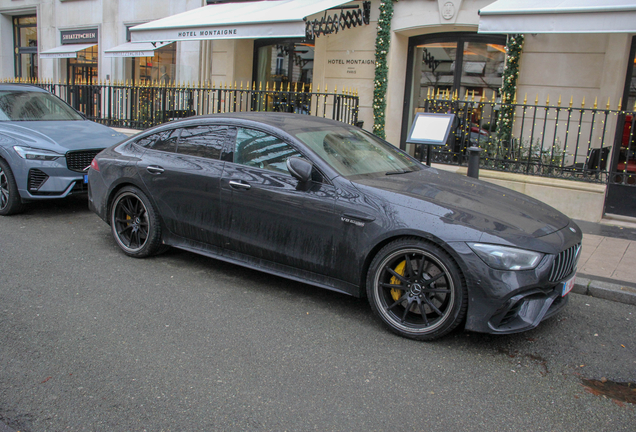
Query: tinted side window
135,129,179,152
177,125,228,160
234,128,301,174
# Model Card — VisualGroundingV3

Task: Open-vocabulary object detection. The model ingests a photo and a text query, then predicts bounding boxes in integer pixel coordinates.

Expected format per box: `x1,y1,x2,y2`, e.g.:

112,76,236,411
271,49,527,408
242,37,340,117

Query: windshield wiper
385,170,412,175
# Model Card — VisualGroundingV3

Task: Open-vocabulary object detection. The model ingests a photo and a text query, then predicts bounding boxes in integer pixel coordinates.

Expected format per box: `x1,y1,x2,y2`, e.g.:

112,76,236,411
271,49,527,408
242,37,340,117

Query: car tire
110,186,164,258
0,159,26,216
366,238,467,341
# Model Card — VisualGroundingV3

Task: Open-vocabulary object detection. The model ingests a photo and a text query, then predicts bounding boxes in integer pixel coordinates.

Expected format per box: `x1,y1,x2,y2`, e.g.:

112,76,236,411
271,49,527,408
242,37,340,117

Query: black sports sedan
0,84,126,215
88,113,582,340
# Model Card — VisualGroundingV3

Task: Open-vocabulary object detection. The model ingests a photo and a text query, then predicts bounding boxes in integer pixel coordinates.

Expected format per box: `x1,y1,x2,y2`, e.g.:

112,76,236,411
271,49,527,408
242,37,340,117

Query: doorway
13,15,38,80
400,32,506,155
605,36,636,217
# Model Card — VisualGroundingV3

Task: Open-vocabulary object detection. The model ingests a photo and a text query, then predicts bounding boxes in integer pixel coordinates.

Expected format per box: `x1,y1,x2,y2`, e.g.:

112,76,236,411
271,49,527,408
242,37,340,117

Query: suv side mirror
286,157,313,183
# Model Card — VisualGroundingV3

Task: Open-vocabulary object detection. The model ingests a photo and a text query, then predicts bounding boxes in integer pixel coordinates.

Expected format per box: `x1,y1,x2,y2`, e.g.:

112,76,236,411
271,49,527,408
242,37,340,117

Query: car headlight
467,243,543,271
13,145,62,161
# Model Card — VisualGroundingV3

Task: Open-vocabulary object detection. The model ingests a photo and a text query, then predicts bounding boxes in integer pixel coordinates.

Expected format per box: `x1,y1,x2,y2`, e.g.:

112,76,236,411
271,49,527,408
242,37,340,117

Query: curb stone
573,276,636,306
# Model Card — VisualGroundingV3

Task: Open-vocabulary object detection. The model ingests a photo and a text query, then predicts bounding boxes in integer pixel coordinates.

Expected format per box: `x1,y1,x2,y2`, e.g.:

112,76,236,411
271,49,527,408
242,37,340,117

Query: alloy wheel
112,192,150,252
0,167,8,210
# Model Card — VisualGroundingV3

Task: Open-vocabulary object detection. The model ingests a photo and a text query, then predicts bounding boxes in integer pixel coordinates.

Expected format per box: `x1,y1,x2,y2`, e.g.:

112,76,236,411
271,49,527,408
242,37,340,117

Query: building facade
1,0,635,221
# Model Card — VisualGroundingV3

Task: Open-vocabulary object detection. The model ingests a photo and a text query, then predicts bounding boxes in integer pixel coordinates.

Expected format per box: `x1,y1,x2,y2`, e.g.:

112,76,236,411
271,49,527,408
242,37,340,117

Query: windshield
0,90,83,121
295,126,422,177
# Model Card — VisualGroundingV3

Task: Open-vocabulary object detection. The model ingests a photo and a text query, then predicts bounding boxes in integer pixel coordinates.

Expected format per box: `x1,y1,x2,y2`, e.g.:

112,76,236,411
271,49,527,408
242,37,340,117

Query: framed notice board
406,113,455,165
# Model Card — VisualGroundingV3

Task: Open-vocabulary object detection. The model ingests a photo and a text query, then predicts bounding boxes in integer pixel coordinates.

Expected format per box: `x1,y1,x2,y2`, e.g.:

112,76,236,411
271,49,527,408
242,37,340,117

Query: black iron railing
15,80,359,130
420,93,636,185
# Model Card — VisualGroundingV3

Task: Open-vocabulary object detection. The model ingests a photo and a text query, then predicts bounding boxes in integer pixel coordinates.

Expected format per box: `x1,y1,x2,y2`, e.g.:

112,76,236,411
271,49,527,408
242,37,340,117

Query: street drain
581,378,636,405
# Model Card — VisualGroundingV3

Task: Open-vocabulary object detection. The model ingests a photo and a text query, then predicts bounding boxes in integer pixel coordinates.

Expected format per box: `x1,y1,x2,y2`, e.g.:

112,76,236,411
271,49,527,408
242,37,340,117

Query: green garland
372,0,396,139
497,34,524,148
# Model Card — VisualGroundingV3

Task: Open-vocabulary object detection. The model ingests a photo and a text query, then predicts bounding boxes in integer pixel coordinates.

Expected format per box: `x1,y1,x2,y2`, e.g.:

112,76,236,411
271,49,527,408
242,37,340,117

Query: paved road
1,197,635,431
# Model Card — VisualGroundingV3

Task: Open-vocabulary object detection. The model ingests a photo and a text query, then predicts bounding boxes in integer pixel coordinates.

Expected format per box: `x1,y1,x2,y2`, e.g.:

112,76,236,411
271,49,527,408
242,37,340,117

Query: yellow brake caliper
390,260,406,301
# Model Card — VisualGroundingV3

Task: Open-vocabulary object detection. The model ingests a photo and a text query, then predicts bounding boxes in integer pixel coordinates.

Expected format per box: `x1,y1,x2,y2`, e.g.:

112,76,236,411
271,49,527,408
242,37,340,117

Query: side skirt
166,236,361,297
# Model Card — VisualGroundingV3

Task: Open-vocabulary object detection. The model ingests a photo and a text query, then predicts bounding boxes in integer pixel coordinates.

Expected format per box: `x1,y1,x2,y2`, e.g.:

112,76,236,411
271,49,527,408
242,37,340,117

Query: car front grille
66,149,103,173
549,243,581,282
28,169,49,191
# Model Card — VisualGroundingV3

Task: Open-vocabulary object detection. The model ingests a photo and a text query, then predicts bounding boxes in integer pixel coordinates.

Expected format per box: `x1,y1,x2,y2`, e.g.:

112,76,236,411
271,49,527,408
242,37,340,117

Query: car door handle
342,212,376,222
229,180,251,190
146,166,165,174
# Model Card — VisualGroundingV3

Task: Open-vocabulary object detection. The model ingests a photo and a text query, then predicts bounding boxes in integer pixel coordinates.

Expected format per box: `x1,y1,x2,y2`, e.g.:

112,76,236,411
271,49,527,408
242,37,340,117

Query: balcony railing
420,92,636,186
3,78,360,130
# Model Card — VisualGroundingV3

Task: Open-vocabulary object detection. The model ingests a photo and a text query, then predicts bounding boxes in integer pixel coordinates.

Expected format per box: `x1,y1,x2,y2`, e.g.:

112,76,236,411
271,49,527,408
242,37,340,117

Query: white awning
478,0,636,34
104,41,174,58
39,43,96,59
130,0,353,43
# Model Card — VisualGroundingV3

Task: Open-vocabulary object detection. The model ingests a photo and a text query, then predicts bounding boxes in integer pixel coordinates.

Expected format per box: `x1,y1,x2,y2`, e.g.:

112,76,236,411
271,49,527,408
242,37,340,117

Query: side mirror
286,157,313,183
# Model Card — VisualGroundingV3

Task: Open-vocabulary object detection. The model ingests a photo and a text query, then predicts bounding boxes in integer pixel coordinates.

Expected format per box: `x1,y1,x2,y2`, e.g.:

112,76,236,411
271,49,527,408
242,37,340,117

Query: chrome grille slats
549,243,581,282
66,149,103,173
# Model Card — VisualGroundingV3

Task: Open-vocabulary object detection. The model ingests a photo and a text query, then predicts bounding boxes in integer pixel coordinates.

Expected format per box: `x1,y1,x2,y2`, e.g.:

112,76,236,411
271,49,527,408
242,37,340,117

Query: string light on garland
497,34,524,148
372,0,396,139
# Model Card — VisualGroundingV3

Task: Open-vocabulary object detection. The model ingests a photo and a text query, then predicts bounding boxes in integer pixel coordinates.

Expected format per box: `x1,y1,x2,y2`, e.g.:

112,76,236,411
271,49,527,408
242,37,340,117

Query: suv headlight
14,145,62,161
467,243,543,271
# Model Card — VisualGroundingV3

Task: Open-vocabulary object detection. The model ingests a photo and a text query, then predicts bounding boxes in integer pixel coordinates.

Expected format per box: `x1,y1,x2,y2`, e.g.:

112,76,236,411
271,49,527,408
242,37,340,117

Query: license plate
562,275,576,297
83,174,88,184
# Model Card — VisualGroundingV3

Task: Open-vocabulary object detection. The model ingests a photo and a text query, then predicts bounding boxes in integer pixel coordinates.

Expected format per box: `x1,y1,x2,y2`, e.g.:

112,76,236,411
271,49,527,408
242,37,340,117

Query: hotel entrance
400,32,506,157
605,36,636,217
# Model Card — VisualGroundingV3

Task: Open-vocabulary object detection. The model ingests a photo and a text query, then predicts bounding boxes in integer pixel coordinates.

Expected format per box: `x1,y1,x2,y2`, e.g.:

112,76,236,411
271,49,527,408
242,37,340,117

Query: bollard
467,146,482,179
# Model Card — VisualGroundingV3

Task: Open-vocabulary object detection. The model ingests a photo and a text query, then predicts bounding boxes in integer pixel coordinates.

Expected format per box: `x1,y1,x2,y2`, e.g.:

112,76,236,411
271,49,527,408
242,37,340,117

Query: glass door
605,37,636,216
13,15,38,80
401,33,506,154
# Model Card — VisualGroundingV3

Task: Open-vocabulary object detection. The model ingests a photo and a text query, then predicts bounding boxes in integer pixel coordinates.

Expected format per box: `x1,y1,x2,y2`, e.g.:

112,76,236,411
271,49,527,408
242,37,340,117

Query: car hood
351,167,571,240
0,121,126,152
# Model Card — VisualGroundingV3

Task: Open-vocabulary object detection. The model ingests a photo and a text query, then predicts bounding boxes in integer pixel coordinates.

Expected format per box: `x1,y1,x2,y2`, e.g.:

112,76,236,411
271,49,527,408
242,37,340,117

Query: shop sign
327,57,374,76
61,29,98,45
43,52,79,59
108,51,155,58
177,29,238,38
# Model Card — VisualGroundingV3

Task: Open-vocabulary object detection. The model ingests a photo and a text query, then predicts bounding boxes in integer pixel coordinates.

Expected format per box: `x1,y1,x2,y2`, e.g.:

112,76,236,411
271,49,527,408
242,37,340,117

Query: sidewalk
573,218,636,306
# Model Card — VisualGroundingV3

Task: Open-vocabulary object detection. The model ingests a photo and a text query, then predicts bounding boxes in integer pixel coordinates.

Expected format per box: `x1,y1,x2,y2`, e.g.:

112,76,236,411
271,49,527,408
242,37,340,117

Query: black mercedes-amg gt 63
88,113,581,340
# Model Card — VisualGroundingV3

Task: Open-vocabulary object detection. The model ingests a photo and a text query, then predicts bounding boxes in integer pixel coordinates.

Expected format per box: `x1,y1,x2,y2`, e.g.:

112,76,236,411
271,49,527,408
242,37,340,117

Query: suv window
234,128,301,174
177,125,228,160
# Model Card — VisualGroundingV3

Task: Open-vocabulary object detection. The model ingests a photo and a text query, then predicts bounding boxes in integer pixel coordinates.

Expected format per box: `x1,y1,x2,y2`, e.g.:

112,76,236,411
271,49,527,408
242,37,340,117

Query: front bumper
18,162,88,200
3,147,102,201
448,223,581,335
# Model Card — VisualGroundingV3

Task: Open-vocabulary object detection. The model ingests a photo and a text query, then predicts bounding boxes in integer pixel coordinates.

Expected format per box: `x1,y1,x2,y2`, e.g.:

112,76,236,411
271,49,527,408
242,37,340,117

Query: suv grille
66,149,103,172
28,169,49,191
549,243,581,282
